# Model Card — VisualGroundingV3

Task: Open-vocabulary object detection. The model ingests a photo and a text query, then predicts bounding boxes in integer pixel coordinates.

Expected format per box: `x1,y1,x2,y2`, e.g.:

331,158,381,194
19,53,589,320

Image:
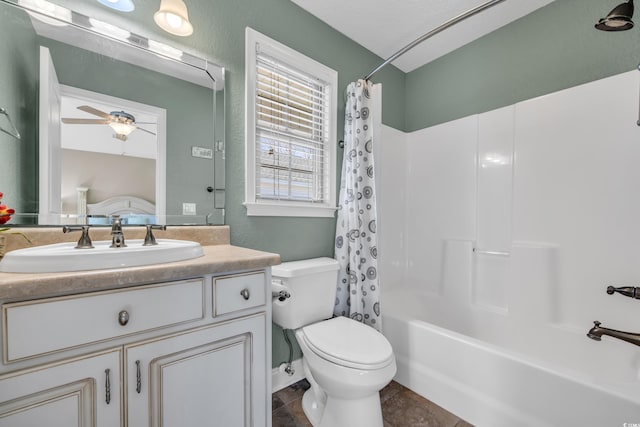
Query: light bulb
165,12,183,29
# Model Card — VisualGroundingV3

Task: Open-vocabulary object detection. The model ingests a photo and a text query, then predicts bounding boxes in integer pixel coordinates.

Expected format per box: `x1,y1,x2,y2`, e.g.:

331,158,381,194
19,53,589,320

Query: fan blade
77,105,112,119
135,126,157,136
62,118,110,124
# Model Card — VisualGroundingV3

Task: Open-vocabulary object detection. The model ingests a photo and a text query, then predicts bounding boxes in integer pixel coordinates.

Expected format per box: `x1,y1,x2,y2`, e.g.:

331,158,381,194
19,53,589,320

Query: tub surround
375,70,640,426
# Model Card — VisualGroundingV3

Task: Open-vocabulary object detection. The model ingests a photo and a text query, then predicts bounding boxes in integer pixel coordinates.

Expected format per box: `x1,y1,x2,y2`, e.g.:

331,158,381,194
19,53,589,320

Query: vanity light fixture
96,0,135,13
596,0,634,31
154,0,193,37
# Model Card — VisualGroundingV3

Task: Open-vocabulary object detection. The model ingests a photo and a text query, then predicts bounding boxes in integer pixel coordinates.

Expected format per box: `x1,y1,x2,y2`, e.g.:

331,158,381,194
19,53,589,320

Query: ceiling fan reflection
61,105,157,141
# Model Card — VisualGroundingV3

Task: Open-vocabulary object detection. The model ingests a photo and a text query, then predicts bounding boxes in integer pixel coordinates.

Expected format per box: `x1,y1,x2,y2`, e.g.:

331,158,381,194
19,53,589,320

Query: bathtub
381,289,640,427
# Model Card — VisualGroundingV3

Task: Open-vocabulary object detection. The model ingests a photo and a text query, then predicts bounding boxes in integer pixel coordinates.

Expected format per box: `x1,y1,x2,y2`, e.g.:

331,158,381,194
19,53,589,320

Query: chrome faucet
63,225,94,249
587,321,640,347
110,215,127,248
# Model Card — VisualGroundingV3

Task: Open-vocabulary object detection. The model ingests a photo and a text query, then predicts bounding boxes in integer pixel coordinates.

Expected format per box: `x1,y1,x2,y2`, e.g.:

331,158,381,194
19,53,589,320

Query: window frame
244,27,338,218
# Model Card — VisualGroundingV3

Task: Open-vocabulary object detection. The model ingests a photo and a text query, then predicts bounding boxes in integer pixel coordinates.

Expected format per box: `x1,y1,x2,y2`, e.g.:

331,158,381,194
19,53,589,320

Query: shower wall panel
391,69,640,333
513,70,640,329
404,117,477,295
377,125,408,292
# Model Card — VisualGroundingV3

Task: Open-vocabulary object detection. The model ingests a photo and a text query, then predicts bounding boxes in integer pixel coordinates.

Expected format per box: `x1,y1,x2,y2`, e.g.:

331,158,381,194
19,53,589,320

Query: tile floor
272,379,473,427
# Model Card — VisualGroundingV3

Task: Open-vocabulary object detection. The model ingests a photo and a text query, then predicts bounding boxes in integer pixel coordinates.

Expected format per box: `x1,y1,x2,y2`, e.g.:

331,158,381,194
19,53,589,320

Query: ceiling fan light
96,0,135,12
108,121,136,137
154,0,193,37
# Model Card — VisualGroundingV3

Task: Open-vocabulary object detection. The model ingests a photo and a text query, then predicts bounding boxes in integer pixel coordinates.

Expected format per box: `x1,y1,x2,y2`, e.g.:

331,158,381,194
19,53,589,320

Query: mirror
0,0,225,227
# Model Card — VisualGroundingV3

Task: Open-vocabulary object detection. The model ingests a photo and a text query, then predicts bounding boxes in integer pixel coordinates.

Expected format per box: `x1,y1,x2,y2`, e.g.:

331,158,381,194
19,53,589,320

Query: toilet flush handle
271,279,291,301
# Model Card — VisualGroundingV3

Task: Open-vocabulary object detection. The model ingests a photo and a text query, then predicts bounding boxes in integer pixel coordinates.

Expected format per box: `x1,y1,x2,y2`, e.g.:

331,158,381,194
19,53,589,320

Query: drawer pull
105,368,111,404
240,288,250,300
118,310,130,326
136,360,142,393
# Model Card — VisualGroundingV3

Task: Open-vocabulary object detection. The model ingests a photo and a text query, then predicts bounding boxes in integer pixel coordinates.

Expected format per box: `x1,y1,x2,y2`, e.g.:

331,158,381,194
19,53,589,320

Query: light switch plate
182,203,197,215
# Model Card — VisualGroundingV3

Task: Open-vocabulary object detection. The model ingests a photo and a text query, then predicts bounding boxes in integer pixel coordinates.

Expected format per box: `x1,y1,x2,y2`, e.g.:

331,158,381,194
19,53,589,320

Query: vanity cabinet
126,315,265,426
0,349,121,426
0,270,270,427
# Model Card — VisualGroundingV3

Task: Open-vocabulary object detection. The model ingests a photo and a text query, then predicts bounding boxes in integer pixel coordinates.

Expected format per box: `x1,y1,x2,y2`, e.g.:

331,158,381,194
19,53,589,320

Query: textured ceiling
291,0,556,73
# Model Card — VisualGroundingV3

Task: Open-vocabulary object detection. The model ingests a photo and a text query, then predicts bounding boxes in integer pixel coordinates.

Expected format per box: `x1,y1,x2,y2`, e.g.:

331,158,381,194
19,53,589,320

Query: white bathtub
381,289,640,427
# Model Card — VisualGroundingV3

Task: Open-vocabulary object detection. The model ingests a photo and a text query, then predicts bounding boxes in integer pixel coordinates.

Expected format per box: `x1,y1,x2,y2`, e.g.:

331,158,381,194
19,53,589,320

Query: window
245,28,338,217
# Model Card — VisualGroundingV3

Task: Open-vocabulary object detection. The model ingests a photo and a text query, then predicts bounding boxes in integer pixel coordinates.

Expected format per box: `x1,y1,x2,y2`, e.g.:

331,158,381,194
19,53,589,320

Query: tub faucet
110,215,127,248
587,321,640,347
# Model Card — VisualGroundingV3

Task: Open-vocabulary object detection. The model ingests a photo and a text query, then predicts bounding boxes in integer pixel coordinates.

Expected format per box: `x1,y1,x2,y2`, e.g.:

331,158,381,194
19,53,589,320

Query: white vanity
0,226,279,427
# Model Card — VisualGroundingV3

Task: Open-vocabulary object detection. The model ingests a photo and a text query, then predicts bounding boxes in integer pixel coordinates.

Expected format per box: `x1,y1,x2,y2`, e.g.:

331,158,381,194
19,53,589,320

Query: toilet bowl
271,258,396,427
295,316,396,427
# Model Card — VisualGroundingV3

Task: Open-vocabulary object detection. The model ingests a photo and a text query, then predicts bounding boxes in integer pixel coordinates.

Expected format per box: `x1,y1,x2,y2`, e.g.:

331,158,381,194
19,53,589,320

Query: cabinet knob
240,288,250,300
118,310,130,326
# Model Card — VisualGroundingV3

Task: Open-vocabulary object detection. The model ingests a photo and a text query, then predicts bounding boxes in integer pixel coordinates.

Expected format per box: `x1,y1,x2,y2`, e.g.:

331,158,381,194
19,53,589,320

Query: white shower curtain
334,79,382,331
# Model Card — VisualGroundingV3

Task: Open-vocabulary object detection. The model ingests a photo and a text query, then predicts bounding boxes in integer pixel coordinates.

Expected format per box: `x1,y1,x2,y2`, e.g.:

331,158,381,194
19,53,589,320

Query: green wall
13,0,640,370
0,6,38,218
405,0,640,131
53,0,405,369
53,0,406,260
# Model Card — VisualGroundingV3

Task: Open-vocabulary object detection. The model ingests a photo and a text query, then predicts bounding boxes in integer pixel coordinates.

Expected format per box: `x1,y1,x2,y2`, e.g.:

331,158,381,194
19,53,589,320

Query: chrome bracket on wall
0,107,21,140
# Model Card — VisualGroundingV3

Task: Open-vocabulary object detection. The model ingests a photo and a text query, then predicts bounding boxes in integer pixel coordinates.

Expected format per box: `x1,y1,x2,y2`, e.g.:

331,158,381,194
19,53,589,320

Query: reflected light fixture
108,111,137,141
596,0,634,31
148,40,184,60
89,18,131,40
18,0,71,26
154,0,193,37
96,0,135,12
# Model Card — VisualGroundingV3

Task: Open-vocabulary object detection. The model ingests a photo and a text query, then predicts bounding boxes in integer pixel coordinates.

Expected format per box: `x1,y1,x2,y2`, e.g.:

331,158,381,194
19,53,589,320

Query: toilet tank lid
271,257,339,278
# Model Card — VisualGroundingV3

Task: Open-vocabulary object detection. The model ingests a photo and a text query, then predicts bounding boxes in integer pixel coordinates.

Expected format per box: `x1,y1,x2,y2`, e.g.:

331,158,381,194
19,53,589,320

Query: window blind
255,52,330,203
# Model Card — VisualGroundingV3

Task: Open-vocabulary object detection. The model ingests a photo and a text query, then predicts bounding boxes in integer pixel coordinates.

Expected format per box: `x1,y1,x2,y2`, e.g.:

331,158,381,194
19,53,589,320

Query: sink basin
0,239,204,273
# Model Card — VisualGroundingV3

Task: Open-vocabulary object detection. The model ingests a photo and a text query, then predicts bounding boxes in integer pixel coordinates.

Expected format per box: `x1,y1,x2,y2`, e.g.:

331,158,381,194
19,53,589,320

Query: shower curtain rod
363,0,508,81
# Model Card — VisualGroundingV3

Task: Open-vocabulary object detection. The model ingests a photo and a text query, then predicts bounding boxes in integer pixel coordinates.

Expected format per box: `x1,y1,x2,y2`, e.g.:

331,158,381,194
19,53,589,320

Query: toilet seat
299,316,393,370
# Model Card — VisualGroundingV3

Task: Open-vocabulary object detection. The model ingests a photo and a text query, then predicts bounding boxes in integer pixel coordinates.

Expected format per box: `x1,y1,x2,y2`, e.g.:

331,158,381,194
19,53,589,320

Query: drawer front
214,272,266,316
3,279,204,363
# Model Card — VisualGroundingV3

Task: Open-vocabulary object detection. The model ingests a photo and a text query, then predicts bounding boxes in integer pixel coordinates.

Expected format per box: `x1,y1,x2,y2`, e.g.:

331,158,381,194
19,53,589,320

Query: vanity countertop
0,244,280,301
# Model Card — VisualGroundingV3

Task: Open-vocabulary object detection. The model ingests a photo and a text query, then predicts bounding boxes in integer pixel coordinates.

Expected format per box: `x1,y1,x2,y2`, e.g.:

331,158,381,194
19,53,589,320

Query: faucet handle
606,286,640,299
143,225,167,246
63,225,94,249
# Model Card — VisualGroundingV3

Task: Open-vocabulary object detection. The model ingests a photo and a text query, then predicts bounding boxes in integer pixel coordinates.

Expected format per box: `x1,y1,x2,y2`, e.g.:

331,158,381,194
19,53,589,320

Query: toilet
271,257,396,427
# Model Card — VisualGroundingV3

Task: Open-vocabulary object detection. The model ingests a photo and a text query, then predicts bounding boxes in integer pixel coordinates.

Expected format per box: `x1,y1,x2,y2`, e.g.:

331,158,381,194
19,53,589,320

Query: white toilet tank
271,257,340,330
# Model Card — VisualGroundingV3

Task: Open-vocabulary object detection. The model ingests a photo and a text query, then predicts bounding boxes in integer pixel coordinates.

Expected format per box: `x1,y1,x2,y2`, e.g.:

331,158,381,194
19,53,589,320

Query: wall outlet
182,203,197,215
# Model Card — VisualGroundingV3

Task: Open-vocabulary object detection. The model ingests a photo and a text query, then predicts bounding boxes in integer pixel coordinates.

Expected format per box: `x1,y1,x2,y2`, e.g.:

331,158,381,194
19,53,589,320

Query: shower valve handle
607,286,640,299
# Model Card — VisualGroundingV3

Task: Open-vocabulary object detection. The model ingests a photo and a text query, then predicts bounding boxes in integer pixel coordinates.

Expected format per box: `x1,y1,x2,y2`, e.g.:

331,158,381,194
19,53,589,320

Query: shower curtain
334,79,381,331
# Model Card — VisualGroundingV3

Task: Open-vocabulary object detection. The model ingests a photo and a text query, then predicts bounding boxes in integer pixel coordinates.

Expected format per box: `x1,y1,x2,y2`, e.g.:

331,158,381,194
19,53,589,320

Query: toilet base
301,388,324,426
301,387,384,427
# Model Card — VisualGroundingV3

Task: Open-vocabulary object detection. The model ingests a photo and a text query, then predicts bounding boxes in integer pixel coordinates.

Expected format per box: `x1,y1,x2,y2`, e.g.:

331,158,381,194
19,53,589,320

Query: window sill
244,202,337,218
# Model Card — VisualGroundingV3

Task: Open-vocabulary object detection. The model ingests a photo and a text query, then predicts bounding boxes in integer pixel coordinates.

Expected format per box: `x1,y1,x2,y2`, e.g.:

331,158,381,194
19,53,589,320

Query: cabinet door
0,349,122,427
126,314,266,427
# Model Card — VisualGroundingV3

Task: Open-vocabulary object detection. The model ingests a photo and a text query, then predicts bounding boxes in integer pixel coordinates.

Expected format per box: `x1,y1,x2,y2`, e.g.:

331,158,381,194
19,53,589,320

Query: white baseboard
271,359,305,393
